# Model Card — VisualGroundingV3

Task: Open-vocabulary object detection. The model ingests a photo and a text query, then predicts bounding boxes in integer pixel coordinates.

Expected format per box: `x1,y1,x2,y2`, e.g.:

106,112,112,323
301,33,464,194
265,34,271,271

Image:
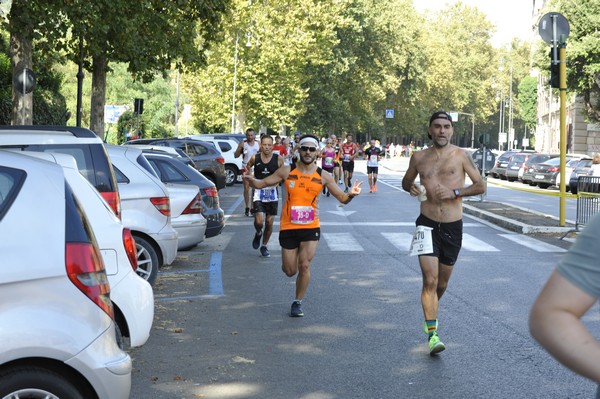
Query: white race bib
409,225,433,256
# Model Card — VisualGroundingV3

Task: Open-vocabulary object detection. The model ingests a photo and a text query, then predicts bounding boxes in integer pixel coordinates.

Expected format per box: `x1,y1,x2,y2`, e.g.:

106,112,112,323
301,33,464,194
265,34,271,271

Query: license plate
535,174,544,179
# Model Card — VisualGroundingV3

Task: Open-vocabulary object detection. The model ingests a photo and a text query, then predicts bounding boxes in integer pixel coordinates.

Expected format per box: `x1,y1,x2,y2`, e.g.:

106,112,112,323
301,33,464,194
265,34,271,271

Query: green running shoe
428,332,445,355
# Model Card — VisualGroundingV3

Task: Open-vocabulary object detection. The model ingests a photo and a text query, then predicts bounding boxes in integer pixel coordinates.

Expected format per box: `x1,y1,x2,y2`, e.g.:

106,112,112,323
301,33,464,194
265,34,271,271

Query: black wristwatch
453,189,461,199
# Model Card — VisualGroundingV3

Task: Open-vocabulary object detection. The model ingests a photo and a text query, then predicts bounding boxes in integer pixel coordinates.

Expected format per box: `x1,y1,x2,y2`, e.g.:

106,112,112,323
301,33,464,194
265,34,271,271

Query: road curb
462,202,575,235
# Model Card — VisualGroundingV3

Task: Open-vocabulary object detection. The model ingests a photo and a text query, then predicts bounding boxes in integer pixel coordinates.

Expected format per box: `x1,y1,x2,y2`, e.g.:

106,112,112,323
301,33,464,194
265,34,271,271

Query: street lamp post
231,33,239,134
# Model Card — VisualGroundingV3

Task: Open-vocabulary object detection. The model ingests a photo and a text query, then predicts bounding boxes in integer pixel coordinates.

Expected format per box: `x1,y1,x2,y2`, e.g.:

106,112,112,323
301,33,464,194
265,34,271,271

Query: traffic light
134,98,144,114
549,49,560,88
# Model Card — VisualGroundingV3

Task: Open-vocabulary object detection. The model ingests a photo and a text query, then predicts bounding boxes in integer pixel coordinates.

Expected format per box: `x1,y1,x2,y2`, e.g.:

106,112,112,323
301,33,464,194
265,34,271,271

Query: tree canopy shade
186,0,429,140
5,0,230,133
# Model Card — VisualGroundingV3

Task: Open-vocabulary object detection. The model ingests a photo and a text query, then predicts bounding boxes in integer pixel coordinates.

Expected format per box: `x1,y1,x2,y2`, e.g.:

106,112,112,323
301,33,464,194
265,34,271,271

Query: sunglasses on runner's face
300,146,317,153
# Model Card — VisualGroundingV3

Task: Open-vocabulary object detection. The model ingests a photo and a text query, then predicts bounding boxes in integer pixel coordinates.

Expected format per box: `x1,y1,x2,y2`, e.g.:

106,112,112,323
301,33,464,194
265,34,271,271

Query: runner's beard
433,136,449,148
300,153,316,165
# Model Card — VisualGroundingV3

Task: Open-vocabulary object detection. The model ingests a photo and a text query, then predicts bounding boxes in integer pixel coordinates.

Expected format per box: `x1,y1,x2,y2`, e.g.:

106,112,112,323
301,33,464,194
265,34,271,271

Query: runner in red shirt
340,134,359,193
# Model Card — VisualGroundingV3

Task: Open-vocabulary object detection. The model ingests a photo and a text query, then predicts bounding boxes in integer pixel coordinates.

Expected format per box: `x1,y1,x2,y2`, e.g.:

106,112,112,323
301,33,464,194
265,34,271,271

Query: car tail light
203,186,218,198
122,228,138,271
150,196,170,216
182,193,203,215
548,167,559,172
66,242,114,319
101,191,122,220
216,157,225,164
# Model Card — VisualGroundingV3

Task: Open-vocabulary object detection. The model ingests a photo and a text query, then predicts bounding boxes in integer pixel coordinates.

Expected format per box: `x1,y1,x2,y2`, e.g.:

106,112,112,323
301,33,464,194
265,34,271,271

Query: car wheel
225,165,237,186
134,235,159,285
538,183,550,189
571,186,578,195
507,177,515,182
0,366,92,399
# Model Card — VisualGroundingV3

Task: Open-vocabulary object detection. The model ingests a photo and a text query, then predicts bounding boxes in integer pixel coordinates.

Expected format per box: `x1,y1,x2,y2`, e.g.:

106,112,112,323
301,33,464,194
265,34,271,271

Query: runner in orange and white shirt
244,133,362,317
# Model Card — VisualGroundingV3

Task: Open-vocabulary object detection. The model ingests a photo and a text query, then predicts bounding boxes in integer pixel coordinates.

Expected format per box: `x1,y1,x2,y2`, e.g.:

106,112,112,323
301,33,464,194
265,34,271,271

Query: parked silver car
106,145,179,285
0,151,131,398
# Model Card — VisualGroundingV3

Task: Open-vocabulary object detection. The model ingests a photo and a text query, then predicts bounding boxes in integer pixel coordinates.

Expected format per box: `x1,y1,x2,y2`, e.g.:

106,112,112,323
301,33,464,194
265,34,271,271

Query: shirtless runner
401,111,485,355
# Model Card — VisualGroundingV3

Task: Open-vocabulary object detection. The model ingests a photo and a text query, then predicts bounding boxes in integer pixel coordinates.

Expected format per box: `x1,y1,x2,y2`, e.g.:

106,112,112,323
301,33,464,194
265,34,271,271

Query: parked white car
0,151,131,398
20,151,154,349
189,135,243,185
106,145,178,285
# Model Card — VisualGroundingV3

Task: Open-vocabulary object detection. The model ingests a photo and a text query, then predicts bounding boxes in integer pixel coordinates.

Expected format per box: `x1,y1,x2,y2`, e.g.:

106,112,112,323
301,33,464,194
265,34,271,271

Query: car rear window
218,142,233,152
147,157,189,183
10,144,116,194
0,166,26,221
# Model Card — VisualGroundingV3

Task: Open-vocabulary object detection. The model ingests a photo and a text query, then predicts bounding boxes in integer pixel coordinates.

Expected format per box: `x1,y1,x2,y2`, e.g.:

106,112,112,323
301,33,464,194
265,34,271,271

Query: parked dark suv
126,138,226,189
0,125,121,217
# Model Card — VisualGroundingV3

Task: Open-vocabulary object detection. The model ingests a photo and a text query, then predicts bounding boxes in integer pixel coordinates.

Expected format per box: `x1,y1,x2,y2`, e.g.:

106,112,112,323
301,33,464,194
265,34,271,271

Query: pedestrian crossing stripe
322,232,364,251
499,234,567,253
237,232,566,254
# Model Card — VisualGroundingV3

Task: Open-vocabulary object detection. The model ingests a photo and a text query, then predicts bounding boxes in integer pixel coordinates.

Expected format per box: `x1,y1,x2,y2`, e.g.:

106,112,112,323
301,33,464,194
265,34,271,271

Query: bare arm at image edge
529,215,600,383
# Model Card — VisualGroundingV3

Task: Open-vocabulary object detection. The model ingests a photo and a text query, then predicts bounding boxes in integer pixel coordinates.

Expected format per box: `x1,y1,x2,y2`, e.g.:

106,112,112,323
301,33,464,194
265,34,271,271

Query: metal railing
575,176,600,231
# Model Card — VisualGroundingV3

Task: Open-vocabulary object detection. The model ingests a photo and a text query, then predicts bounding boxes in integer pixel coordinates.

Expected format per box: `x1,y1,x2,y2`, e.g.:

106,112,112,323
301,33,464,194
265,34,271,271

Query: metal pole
558,44,567,226
175,70,179,136
508,64,513,150
21,68,25,124
231,33,239,133
76,37,84,127
470,116,475,148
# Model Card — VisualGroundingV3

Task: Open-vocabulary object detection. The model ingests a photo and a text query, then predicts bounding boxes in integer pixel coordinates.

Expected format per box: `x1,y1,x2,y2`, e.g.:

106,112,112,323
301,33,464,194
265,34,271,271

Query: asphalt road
129,163,598,399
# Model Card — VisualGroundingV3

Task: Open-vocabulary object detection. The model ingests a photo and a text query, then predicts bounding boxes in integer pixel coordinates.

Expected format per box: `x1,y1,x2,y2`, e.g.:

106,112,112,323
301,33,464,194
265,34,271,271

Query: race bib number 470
409,225,433,256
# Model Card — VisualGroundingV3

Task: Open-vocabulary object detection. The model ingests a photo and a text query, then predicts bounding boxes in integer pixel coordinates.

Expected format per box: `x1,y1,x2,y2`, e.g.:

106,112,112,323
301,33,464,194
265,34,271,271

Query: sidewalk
379,157,576,236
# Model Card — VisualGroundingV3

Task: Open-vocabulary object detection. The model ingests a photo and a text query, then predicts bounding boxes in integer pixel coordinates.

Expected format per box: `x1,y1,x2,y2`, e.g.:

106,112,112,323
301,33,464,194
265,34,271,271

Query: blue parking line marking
159,269,209,275
208,251,224,296
157,251,224,301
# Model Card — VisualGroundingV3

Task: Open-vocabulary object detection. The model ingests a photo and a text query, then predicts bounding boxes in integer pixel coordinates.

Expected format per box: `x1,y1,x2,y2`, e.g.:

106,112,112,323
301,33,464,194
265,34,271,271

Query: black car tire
0,366,92,399
225,165,237,186
538,183,550,189
134,235,159,286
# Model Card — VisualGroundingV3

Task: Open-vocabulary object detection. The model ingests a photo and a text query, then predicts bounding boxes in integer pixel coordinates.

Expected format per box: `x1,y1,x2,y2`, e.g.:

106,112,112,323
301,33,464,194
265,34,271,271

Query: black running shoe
245,207,250,217
252,231,262,249
260,246,270,257
290,301,304,317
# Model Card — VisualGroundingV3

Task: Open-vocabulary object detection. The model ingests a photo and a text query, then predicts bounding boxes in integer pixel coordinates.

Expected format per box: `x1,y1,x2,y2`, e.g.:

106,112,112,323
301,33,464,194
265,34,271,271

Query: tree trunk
10,29,33,125
90,55,107,139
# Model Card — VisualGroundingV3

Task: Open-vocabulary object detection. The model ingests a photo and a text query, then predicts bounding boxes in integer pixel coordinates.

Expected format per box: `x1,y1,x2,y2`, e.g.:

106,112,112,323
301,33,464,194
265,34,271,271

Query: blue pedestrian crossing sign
385,109,394,119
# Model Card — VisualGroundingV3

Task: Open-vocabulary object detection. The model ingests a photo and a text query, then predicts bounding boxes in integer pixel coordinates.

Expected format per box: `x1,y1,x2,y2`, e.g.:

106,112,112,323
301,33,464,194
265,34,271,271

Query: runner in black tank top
245,135,284,257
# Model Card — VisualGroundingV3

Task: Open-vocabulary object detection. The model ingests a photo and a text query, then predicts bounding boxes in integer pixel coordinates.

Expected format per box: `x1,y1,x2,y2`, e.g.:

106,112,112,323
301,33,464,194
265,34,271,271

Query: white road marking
500,234,567,253
381,232,413,251
461,233,500,252
322,232,364,251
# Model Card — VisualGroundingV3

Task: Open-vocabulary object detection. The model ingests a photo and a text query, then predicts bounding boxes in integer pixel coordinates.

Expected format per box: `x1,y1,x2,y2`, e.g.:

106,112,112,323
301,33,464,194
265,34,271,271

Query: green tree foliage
186,0,428,141
5,0,230,133
546,0,600,121
421,3,497,129
518,76,538,131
